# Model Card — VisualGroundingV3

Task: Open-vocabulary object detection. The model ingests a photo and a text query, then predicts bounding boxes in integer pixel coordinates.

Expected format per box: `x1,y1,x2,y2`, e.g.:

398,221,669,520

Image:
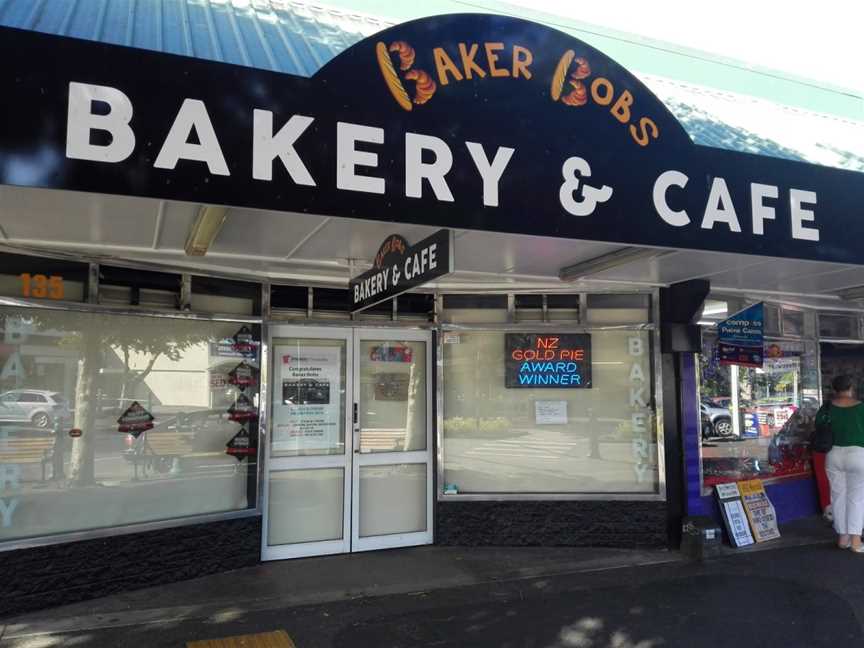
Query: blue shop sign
718,303,764,369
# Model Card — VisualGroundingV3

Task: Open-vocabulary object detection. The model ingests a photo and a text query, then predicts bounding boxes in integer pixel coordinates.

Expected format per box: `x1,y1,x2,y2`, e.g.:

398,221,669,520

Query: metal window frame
434,289,666,503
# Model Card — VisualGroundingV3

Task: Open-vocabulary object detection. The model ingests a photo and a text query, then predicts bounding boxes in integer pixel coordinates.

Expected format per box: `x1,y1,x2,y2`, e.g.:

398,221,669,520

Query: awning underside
3,184,864,310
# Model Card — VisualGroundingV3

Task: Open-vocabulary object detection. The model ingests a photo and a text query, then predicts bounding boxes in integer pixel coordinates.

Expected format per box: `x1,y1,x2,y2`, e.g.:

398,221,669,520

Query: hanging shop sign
505,333,592,388
350,230,453,312
272,345,341,452
714,482,755,548
2,17,864,265
738,479,781,542
718,303,764,368
228,361,258,388
227,393,257,423
225,427,256,461
117,401,154,437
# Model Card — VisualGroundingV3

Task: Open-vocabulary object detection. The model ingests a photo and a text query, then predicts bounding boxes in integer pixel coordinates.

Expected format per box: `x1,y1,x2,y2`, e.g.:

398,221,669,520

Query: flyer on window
272,346,342,452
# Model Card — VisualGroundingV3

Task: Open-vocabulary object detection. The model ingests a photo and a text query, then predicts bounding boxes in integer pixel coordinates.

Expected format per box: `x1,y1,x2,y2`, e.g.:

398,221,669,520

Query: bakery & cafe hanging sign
1,14,864,265
350,229,454,312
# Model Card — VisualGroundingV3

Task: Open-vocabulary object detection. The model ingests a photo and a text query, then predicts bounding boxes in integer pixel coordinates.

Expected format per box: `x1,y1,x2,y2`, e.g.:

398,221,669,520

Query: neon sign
505,333,592,388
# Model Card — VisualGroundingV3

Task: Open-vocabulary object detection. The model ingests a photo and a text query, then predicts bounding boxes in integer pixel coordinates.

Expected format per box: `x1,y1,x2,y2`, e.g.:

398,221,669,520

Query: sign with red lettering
505,333,591,388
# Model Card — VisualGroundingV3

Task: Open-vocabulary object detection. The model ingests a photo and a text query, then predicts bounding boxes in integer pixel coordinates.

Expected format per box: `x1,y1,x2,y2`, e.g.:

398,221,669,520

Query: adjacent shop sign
739,479,781,542
718,303,764,368
4,17,864,265
505,334,592,388
350,230,453,312
714,482,755,548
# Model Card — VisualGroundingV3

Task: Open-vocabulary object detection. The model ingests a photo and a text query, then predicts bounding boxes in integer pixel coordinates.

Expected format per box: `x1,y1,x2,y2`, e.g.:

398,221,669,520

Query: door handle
353,402,360,453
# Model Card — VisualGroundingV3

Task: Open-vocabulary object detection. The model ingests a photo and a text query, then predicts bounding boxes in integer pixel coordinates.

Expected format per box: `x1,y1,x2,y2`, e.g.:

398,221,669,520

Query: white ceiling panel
0,186,162,247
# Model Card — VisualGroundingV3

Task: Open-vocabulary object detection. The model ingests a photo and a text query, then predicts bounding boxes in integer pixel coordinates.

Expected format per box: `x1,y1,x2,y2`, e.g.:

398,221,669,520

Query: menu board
505,333,592,388
739,479,781,542
715,482,755,547
272,346,342,452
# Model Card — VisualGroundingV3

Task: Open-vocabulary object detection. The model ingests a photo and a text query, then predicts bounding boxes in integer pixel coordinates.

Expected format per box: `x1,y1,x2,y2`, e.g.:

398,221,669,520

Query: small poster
117,401,154,437
228,361,258,388
225,427,255,461
273,346,341,452
227,393,258,422
374,373,409,401
739,479,781,542
718,303,764,368
231,325,258,356
370,344,413,363
535,400,568,425
714,482,755,547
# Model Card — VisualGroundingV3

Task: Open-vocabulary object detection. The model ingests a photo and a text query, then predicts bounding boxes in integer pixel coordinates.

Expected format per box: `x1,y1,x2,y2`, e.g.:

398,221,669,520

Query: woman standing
821,374,864,551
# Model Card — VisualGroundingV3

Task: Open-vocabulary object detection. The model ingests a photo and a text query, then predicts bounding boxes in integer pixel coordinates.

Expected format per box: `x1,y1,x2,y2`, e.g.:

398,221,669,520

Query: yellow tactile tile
187,629,296,648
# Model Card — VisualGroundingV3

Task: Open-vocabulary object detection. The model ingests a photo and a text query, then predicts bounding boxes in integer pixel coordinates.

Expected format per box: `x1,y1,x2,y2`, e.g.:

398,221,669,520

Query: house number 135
20,274,64,300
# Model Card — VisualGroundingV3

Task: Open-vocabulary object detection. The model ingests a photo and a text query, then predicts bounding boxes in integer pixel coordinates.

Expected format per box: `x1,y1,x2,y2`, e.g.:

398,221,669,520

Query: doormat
187,629,296,648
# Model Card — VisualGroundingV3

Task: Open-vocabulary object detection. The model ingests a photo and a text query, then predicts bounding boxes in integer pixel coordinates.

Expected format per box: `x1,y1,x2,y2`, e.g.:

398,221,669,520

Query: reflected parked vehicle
700,399,735,438
0,390,71,429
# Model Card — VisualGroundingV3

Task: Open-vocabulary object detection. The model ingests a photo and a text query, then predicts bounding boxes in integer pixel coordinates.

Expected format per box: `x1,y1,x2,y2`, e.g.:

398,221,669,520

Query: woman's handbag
811,403,833,453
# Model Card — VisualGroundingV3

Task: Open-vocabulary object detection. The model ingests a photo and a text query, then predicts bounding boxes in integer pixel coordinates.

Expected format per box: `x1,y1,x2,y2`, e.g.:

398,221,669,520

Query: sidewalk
0,516,838,647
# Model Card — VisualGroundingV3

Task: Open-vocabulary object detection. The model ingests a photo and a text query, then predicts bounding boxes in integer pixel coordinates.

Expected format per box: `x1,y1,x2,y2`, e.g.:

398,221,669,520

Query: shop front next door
262,326,433,560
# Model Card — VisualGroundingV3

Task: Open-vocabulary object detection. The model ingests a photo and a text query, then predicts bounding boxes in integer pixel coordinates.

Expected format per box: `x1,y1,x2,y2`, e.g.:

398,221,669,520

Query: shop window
699,334,819,494
441,329,657,494
764,305,781,336
271,285,309,313
442,295,509,324
0,251,88,302
191,276,260,316
546,294,580,322
0,307,260,544
515,294,543,322
819,313,860,340
585,294,650,325
99,266,180,309
782,309,805,337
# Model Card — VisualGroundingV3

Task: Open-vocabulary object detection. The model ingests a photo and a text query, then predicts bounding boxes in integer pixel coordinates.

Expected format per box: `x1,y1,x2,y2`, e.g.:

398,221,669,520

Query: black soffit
0,14,862,264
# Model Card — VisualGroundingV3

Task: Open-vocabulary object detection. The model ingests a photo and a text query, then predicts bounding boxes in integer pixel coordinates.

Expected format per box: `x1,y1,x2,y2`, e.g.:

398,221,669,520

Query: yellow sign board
187,629,296,648
738,479,781,542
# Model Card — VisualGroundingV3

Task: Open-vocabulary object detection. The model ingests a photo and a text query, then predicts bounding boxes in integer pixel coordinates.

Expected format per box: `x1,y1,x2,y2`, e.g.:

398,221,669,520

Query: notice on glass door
273,346,341,452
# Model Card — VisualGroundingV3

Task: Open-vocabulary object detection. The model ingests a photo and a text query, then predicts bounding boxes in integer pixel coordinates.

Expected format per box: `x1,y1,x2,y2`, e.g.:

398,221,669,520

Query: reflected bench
0,435,56,480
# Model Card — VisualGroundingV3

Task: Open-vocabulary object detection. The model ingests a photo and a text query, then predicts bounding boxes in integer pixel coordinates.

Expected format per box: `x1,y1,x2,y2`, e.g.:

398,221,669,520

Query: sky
504,0,864,94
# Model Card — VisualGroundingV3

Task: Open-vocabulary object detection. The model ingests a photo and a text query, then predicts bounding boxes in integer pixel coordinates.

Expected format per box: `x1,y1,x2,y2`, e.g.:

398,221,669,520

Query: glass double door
262,326,433,560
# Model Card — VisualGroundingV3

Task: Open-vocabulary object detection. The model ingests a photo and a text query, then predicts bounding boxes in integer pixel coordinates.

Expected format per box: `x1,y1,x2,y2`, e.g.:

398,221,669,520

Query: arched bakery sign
1,14,863,264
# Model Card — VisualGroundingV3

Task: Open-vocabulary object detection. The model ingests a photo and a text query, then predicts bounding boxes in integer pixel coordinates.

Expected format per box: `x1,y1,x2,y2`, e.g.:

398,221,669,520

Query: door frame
350,328,434,552
261,324,434,561
261,325,354,561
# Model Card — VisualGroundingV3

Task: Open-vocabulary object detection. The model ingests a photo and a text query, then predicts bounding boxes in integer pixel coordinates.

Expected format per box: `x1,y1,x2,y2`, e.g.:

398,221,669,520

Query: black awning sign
350,229,453,312
117,401,154,436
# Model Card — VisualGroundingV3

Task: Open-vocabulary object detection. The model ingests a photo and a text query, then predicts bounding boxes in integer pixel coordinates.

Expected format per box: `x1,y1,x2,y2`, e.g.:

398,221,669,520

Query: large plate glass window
699,333,819,493
441,329,657,494
0,307,260,544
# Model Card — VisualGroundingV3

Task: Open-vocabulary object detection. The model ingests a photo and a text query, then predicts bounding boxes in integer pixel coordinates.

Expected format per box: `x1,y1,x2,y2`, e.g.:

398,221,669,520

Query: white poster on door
272,346,342,452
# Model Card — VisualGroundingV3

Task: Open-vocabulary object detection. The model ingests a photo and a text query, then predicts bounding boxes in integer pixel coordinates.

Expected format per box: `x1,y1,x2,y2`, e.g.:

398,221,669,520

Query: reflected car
0,390,71,428
700,399,735,438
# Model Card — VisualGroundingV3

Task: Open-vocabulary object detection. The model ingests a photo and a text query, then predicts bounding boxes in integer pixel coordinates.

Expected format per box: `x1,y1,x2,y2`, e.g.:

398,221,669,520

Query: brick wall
0,515,262,618
435,500,668,547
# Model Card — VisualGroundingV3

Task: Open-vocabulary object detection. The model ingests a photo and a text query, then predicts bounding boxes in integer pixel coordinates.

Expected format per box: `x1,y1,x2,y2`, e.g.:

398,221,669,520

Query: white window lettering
154,99,229,175
0,464,21,491
0,498,18,528
66,82,136,163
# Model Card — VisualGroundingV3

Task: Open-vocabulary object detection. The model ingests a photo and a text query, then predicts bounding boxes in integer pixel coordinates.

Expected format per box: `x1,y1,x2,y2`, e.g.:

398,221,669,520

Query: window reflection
700,334,818,492
0,308,258,542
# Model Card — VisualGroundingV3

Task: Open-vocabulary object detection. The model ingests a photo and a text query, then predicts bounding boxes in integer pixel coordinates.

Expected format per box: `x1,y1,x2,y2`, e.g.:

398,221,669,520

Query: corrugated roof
2,0,863,171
